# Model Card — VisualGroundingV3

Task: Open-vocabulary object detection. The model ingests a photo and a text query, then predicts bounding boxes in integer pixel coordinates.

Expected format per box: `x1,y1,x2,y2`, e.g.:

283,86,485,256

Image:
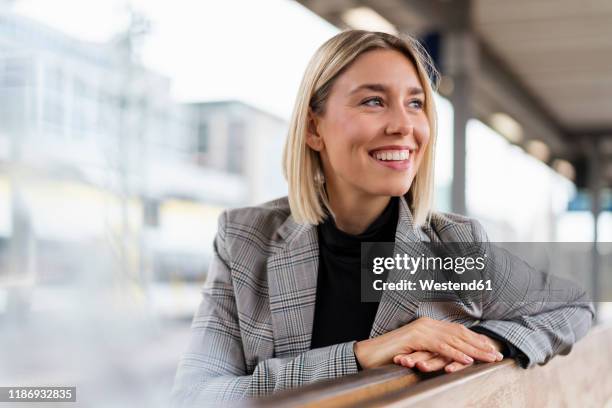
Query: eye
362,97,384,107
409,99,424,109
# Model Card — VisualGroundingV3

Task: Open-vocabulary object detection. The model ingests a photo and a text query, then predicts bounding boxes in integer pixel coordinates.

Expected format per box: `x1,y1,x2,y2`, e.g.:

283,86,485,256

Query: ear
305,109,324,152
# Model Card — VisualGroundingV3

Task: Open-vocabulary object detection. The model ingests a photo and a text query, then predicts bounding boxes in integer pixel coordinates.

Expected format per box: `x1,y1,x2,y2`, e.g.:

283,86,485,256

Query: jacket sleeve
170,211,359,407
469,219,596,368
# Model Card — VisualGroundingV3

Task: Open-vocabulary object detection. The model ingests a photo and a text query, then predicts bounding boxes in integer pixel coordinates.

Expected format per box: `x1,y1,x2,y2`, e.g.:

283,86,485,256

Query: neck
326,185,392,235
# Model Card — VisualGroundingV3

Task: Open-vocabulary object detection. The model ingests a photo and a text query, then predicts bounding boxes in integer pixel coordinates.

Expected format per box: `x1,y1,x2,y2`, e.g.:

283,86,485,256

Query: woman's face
307,48,431,200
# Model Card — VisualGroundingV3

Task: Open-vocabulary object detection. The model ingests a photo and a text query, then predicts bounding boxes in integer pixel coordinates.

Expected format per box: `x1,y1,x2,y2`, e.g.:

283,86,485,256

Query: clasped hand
354,317,504,373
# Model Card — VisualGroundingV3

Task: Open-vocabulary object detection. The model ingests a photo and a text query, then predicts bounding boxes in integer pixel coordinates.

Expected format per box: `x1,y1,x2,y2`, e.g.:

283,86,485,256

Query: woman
171,30,594,405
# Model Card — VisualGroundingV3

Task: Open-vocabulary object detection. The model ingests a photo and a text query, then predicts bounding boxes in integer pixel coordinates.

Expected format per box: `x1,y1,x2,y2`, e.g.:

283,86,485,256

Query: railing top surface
246,322,612,408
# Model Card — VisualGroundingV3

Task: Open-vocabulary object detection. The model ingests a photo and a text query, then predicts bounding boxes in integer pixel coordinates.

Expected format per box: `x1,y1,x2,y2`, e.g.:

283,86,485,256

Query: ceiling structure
475,0,612,134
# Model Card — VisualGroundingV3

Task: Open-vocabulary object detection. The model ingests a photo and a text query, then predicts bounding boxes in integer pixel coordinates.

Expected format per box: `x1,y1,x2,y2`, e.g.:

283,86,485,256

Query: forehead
334,48,422,92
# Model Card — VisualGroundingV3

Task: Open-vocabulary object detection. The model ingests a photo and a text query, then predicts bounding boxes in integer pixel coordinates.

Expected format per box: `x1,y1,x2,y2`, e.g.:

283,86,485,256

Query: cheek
326,115,372,155
413,119,431,171
415,119,431,148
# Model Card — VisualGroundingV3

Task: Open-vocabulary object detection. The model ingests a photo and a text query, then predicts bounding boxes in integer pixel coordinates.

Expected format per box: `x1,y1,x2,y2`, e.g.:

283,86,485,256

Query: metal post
588,141,601,319
449,72,469,215
441,1,478,216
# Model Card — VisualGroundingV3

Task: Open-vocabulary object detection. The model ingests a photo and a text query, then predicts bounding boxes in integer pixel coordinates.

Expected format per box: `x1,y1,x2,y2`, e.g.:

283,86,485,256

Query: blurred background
0,0,610,406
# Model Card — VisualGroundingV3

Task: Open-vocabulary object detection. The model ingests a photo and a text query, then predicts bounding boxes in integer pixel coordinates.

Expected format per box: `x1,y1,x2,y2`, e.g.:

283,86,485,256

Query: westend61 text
372,279,493,291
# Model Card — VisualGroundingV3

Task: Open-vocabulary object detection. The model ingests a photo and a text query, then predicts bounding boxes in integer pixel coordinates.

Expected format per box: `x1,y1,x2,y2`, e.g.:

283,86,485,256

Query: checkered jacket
171,195,595,406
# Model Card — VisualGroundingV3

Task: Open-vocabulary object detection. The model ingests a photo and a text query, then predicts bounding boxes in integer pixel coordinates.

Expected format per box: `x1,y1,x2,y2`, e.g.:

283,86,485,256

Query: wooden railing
247,323,612,407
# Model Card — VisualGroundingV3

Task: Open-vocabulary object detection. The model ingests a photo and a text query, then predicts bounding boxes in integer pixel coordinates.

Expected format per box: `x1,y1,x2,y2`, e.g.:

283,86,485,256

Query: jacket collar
275,194,425,245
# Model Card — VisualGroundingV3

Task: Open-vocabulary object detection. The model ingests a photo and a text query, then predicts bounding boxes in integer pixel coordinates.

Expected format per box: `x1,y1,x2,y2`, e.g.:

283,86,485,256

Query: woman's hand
392,335,505,373
353,317,504,370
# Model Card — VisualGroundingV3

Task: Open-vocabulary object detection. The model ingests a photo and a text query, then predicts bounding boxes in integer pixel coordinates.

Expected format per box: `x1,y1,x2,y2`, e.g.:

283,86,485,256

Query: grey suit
171,195,595,406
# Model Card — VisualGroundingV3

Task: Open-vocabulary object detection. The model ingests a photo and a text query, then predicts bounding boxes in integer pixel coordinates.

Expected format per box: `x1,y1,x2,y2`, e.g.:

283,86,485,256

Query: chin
370,185,411,197
388,180,413,196
389,188,411,197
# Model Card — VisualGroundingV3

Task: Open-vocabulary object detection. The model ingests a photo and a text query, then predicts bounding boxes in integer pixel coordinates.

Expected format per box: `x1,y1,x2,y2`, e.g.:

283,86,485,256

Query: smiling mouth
369,150,411,161
368,150,413,171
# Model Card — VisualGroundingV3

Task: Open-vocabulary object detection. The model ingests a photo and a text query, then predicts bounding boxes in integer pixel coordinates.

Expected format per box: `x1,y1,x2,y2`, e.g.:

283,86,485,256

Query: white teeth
373,150,410,161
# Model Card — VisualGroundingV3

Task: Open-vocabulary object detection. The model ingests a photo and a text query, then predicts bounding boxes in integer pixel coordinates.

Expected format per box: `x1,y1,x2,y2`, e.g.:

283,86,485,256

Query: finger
482,336,505,354
474,332,503,353
393,351,435,368
446,335,503,363
424,320,497,357
445,361,470,373
434,342,475,365
407,319,501,364
416,355,453,372
455,325,500,354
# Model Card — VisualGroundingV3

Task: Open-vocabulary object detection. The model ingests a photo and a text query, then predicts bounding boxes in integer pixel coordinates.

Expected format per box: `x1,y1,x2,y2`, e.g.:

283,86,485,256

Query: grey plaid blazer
171,195,595,406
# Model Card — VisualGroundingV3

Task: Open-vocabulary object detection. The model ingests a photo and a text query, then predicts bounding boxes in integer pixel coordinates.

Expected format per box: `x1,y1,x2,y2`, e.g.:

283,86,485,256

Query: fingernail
465,356,473,363
496,352,504,360
447,365,455,372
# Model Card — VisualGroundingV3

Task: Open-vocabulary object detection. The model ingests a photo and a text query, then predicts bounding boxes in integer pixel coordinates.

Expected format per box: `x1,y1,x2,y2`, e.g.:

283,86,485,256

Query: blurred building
0,12,289,318
190,100,288,204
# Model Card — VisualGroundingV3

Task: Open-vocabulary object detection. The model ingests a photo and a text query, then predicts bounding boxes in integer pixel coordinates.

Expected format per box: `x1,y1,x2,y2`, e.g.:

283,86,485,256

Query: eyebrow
347,83,424,96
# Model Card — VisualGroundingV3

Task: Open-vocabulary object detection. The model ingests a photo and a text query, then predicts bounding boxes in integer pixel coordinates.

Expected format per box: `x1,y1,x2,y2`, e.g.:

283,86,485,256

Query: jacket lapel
267,215,319,357
370,195,429,337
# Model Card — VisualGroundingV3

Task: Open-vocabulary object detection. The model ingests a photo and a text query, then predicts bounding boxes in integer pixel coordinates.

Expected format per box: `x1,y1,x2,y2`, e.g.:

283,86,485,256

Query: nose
384,105,414,137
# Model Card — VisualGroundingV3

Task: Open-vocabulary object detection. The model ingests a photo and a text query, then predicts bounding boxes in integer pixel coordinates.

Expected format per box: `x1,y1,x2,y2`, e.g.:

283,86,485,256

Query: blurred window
227,120,244,174
46,66,63,93
197,122,209,154
43,93,63,128
0,58,28,88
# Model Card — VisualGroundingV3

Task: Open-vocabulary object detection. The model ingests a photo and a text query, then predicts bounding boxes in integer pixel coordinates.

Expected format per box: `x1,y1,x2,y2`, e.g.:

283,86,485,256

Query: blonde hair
282,29,439,226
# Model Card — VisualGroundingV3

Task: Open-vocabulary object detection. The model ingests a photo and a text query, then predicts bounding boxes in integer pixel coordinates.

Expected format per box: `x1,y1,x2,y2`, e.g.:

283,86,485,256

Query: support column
588,141,602,319
441,0,479,216
449,72,470,215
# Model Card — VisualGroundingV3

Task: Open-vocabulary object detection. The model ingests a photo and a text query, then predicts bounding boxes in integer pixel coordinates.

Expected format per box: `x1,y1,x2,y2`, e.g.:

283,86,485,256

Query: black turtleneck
310,196,399,350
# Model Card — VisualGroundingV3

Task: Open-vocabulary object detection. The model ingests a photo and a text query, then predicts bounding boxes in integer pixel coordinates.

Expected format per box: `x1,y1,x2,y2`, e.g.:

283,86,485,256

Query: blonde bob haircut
282,29,439,227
